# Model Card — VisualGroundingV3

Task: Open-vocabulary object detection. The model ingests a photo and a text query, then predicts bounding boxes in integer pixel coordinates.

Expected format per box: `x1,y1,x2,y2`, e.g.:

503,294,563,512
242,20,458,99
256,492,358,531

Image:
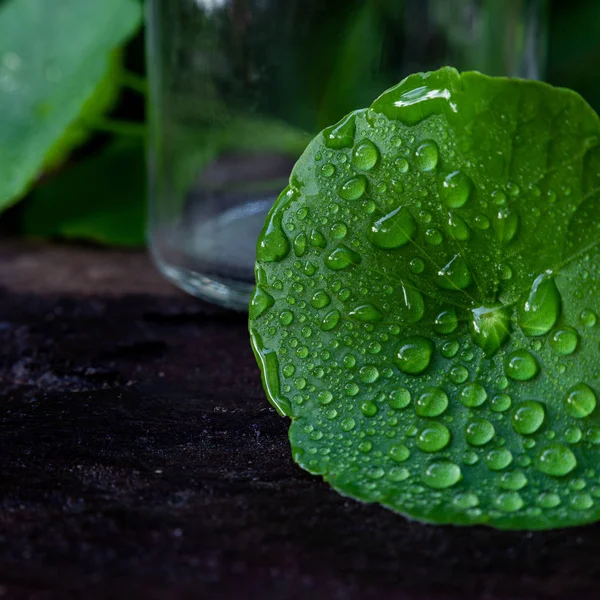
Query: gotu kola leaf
249,67,600,530
0,0,142,211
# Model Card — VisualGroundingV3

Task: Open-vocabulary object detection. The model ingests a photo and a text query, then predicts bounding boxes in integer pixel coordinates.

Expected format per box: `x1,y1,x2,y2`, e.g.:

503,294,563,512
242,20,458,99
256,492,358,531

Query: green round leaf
249,67,600,530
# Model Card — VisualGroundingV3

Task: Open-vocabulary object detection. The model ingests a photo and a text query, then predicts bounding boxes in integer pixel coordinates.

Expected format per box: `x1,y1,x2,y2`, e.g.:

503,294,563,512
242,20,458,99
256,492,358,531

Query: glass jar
146,0,547,310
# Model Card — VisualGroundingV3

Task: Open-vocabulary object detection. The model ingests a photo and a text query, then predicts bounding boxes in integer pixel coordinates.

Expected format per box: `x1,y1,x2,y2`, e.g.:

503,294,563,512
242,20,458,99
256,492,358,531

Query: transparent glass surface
146,0,547,310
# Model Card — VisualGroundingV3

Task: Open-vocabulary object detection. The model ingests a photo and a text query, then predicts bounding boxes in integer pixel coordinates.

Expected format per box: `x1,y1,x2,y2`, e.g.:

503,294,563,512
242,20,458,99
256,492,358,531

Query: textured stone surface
1,242,599,599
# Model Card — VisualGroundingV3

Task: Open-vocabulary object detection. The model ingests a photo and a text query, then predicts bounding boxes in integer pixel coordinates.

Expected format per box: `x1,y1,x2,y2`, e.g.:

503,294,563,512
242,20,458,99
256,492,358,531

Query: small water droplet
325,244,362,270
389,388,411,409
512,400,545,435
389,444,411,462
370,206,417,249
549,327,578,355
422,461,461,489
320,309,341,331
321,163,335,177
459,383,487,408
469,305,511,356
537,492,561,509
410,258,425,274
453,492,479,509
518,273,561,337
394,336,434,374
352,139,379,170
317,390,333,405
415,140,439,172
485,448,513,471
580,309,597,327
499,471,527,491
505,349,538,381
536,443,577,476
441,340,459,358
323,112,356,149
416,422,451,452
331,222,348,239
349,304,383,322
339,175,367,200
425,228,443,245
359,365,380,383
440,171,472,207
449,365,469,384
565,426,582,444
311,291,331,309
494,208,519,244
446,212,471,241
490,394,512,412
495,491,524,512
465,418,495,446
437,255,472,290
361,400,378,417
564,383,597,418
434,308,458,334
415,387,449,417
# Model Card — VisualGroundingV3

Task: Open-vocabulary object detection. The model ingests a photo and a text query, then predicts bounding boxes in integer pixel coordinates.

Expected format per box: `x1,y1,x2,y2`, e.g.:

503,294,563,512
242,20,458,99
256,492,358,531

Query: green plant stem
88,117,146,137
120,70,148,95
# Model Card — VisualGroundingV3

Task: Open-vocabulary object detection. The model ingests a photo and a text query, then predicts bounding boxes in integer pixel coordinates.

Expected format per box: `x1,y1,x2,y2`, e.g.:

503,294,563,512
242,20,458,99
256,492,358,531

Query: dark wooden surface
1,242,600,600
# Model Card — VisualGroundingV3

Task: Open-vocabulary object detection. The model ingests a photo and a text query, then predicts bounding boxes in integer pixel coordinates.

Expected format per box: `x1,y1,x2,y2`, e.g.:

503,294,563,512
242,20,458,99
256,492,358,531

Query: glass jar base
158,262,253,311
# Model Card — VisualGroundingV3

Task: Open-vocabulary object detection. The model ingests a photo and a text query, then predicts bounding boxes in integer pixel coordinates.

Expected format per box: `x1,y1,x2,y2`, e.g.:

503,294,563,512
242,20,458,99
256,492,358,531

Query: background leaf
0,0,142,211
23,140,145,247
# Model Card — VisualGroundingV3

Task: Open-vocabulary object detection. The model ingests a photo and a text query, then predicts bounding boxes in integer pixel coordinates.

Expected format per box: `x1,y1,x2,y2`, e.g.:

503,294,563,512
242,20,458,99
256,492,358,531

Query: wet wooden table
0,241,598,599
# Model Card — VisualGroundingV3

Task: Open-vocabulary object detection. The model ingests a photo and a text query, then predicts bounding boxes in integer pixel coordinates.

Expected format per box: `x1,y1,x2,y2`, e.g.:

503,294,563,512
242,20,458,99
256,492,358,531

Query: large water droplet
415,140,439,172
459,383,487,408
469,305,511,356
394,336,434,374
465,418,495,446
323,112,356,149
249,286,275,319
415,387,449,417
325,244,362,270
370,206,417,249
416,422,451,452
536,443,577,476
512,400,545,434
441,171,472,207
339,175,367,200
436,255,472,290
352,139,379,170
564,383,597,418
518,273,561,337
505,350,538,381
422,461,461,489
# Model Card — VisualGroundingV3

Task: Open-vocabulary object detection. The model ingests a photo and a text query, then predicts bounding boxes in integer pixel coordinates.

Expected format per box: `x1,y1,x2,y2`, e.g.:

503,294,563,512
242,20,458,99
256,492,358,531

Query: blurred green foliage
0,0,598,248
